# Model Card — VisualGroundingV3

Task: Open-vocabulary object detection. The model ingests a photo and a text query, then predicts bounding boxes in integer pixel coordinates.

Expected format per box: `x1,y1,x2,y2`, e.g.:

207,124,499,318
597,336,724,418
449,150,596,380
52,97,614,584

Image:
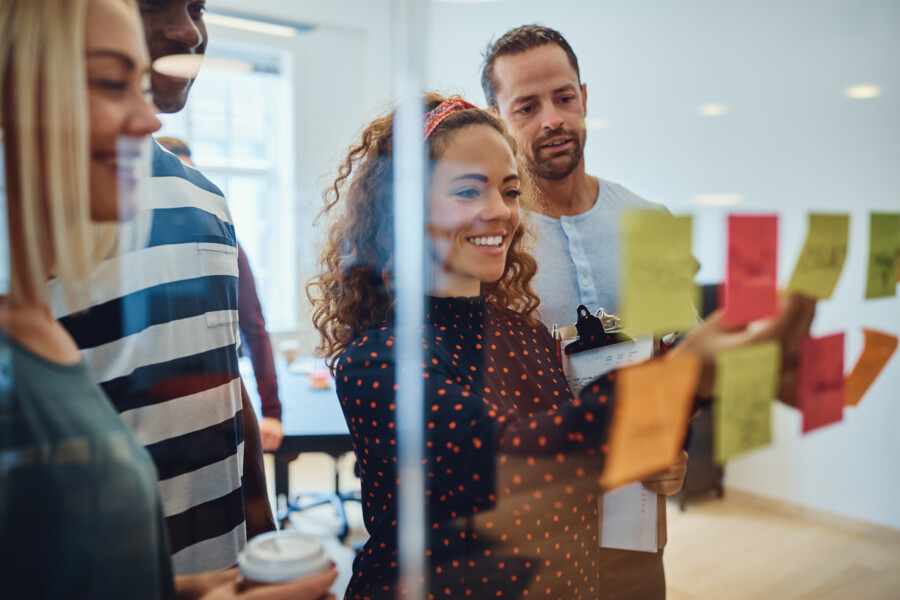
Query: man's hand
640,450,688,496
259,417,284,452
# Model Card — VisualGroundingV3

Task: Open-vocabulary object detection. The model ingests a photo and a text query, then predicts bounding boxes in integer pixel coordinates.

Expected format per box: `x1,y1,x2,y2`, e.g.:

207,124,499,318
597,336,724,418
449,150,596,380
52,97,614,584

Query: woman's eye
91,79,127,93
453,188,480,200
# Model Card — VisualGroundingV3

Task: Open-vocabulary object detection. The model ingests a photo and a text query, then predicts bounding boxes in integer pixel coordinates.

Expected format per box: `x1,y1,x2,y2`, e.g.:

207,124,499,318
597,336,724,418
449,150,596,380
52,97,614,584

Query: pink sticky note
721,215,778,327
798,333,845,433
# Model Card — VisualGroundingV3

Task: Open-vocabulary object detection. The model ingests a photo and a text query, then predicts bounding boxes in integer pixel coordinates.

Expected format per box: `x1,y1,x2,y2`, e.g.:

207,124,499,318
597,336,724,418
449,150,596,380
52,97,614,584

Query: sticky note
797,333,845,433
845,328,898,406
786,214,849,300
601,353,700,489
865,213,900,299
620,211,698,335
721,215,778,327
713,342,780,464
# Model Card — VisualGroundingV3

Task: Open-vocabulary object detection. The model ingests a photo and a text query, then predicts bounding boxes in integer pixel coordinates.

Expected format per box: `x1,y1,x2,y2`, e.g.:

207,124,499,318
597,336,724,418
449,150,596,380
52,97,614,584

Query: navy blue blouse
336,296,615,599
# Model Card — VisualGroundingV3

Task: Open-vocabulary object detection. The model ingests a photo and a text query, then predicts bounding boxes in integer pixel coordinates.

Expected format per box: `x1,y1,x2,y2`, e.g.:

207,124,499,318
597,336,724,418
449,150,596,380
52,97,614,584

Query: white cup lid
238,532,330,583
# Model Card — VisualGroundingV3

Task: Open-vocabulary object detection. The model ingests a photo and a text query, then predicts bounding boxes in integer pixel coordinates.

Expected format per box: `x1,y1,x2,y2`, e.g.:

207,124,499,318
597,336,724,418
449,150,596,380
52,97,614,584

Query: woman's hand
177,565,338,600
669,293,817,403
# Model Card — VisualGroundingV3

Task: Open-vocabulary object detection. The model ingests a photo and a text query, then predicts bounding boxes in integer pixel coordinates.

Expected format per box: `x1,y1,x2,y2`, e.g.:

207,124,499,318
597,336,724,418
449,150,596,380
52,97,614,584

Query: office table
241,358,358,535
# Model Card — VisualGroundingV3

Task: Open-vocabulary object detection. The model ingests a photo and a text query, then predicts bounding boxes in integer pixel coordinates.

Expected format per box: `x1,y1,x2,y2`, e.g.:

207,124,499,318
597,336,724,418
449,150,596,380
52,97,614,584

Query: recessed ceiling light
205,13,298,37
585,118,609,130
691,193,743,207
844,83,881,99
697,103,729,117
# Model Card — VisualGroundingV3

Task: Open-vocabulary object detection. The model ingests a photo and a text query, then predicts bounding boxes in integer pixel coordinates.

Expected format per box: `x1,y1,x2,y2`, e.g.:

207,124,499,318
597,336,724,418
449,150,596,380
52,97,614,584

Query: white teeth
547,140,567,147
468,236,503,247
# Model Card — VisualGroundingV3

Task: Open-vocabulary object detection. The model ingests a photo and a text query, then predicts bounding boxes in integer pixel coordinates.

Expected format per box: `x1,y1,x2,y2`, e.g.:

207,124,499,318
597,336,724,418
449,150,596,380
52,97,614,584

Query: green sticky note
619,210,697,335
713,341,780,465
865,212,900,299
786,213,849,299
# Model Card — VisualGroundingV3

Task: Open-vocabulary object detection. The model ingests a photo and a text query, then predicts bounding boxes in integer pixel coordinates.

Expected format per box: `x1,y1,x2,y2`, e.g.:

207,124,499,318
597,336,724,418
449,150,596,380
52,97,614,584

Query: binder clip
564,305,634,356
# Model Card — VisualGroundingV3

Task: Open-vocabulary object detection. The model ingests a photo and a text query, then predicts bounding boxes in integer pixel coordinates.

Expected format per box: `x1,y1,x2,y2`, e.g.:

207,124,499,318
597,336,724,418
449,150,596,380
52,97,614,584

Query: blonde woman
0,1,336,598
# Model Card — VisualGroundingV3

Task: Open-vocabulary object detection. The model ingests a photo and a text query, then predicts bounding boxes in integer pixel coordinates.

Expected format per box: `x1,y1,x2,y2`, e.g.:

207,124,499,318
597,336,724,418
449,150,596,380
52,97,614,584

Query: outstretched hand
669,293,817,403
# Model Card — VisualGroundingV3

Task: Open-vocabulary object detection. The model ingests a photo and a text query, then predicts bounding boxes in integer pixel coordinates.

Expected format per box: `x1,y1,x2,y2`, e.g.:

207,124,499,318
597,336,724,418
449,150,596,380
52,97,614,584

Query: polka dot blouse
336,295,616,599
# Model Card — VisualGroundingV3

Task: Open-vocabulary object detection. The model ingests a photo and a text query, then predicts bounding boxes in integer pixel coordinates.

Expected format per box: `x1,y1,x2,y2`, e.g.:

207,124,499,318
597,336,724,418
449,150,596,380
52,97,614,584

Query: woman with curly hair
308,95,814,599
308,94,626,599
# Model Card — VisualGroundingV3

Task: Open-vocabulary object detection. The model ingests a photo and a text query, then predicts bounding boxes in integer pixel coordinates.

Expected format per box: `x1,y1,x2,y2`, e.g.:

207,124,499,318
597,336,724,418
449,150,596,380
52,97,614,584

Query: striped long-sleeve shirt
53,142,246,574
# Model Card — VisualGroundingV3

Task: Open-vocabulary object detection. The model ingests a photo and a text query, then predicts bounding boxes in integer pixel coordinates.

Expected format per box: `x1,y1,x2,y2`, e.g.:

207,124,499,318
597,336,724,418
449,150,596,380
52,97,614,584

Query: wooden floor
666,493,900,600
267,454,900,600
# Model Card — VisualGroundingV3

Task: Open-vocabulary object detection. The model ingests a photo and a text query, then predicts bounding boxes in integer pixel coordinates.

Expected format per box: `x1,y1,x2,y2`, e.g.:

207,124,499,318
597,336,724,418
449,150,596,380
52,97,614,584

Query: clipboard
555,305,653,397
553,305,660,553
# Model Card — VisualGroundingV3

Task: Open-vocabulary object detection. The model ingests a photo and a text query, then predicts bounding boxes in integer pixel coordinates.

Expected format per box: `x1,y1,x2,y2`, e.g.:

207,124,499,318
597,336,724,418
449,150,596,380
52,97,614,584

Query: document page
558,335,658,552
599,483,658,553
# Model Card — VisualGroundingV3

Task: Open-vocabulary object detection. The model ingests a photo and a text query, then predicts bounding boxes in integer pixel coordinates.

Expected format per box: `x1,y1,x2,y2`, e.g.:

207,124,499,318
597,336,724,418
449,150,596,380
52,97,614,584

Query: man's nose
541,104,564,131
164,11,205,50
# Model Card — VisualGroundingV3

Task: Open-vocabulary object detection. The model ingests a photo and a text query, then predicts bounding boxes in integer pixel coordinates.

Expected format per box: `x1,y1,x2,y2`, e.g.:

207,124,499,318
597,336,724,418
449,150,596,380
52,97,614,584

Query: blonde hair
0,0,133,310
308,93,541,371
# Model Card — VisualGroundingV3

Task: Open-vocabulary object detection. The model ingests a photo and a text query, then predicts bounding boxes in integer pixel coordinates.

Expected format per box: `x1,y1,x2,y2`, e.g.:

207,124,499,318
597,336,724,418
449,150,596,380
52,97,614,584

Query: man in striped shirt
54,0,272,574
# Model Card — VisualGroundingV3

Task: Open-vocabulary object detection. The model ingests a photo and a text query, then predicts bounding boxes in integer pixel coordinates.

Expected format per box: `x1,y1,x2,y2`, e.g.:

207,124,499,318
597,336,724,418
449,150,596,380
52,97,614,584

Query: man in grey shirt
482,24,686,599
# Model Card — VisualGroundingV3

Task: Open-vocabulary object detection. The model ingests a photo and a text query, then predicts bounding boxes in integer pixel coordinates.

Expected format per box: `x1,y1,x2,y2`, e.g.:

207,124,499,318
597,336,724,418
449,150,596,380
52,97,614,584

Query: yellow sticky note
865,213,900,299
620,211,697,334
713,341,780,465
601,353,700,490
845,328,898,406
786,213,849,299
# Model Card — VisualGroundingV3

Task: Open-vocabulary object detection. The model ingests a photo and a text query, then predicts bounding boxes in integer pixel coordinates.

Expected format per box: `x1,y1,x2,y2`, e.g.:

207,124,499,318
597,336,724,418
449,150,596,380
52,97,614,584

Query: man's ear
581,82,588,114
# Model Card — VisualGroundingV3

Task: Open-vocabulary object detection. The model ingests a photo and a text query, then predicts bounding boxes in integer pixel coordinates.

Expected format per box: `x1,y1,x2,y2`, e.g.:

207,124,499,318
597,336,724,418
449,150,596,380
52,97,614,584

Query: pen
552,323,562,365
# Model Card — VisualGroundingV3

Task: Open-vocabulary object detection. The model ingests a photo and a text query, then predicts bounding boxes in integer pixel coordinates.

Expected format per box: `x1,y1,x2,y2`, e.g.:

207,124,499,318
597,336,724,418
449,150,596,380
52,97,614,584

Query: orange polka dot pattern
336,296,615,599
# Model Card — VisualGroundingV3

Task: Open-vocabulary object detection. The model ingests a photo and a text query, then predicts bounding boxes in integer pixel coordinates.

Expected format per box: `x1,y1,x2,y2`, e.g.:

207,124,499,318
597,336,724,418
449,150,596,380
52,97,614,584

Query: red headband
423,99,478,141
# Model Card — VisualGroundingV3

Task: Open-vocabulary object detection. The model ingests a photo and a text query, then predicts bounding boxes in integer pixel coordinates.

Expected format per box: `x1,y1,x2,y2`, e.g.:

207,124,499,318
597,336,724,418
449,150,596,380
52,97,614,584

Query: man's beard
525,127,586,181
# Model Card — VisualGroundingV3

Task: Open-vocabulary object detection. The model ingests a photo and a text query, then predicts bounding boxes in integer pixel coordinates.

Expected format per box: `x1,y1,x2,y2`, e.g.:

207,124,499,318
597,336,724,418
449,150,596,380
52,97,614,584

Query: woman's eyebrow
86,50,136,70
450,173,488,184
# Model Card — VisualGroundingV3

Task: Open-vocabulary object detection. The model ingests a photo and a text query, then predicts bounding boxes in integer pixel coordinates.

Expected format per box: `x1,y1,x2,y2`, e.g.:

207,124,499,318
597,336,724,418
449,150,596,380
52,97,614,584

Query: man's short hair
481,24,581,109
156,136,192,159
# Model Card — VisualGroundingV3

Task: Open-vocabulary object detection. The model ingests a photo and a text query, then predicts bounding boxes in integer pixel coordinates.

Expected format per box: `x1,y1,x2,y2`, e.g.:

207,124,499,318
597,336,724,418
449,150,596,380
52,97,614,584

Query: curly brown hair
308,93,541,370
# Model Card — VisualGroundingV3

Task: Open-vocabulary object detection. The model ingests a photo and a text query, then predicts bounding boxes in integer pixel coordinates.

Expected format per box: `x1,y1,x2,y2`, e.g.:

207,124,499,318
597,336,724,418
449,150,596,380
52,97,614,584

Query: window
158,46,297,332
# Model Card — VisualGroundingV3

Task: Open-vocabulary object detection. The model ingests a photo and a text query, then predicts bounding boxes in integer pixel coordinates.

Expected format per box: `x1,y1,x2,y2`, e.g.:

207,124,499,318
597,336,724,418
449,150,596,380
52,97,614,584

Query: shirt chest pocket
194,235,239,328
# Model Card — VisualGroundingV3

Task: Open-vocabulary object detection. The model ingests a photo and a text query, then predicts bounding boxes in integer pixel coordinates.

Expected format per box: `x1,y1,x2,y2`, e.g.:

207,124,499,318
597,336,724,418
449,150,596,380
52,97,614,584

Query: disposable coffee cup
238,531,331,585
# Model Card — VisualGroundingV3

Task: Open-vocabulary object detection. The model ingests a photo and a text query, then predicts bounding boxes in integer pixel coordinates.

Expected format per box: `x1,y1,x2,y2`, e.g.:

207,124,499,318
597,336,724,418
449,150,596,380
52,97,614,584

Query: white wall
424,0,900,529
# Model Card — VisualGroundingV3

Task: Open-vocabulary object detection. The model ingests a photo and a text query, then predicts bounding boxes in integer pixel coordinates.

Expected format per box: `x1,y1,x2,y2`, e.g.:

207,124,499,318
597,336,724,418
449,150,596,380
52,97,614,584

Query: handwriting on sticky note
721,215,778,327
866,213,900,299
713,341,779,464
601,354,700,489
787,214,849,300
798,333,845,433
845,328,897,406
620,211,697,335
